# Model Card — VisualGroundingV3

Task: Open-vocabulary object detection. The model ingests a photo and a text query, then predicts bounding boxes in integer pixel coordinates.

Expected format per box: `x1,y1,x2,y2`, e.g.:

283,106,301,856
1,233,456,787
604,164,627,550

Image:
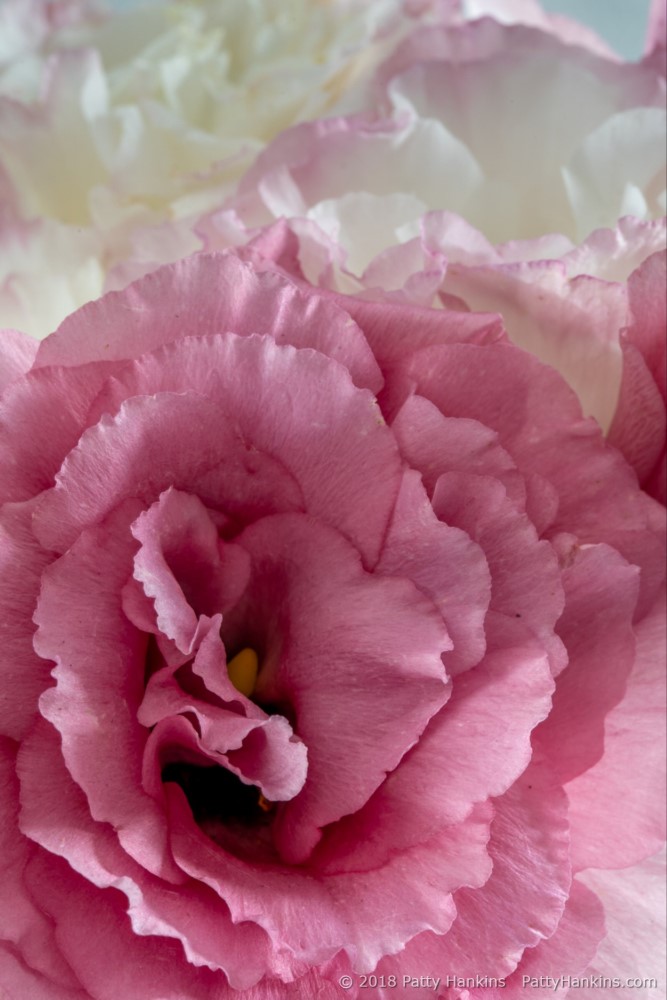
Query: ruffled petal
34,252,383,394
34,333,401,568
168,781,492,974
375,468,491,675
33,501,182,883
565,590,667,871
535,543,639,784
367,761,571,988
0,503,54,740
500,881,605,1000
310,644,554,871
609,251,667,503
18,718,283,989
0,737,85,995
225,512,449,863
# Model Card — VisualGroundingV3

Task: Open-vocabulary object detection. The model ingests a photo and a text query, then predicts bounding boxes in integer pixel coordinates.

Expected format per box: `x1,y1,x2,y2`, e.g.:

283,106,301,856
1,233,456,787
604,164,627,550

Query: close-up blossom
0,2,665,1000
1,246,663,999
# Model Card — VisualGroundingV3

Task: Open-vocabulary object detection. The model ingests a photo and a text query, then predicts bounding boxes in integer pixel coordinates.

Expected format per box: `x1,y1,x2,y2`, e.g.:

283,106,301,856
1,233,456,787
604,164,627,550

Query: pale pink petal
565,590,667,871
459,1,616,59
562,216,666,283
377,20,664,243
574,852,666,1000
441,259,627,432
499,881,605,999
233,112,481,253
609,251,667,502
0,327,37,391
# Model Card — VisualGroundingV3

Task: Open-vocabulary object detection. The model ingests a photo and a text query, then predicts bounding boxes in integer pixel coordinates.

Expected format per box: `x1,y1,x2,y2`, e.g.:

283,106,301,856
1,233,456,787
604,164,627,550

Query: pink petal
500,881,605,999
0,359,116,504
646,0,666,62
34,251,383,394
437,762,571,978
142,703,307,805
311,643,554,872
0,502,54,740
168,781,491,973
34,501,183,883
402,341,665,616
565,590,667,871
432,471,565,673
130,488,250,655
34,334,402,569
23,849,238,1000
609,251,667,503
0,327,37,392
225,512,449,863
17,718,284,989
375,467,491,674
535,543,639,783
369,761,571,985
0,947,86,1000
0,738,84,995
392,393,526,510
574,852,666,1000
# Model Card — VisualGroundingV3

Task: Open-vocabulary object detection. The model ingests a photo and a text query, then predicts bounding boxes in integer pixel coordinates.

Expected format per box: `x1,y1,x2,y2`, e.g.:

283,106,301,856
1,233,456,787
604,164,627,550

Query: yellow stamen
227,647,259,697
258,794,273,813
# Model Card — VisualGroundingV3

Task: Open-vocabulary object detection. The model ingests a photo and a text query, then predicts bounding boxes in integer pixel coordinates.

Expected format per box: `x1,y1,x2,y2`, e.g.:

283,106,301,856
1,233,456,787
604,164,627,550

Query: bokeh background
541,0,652,58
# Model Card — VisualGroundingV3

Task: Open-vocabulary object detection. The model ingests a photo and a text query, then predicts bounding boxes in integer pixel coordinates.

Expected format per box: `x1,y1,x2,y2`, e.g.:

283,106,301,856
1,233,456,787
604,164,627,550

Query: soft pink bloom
0,250,664,998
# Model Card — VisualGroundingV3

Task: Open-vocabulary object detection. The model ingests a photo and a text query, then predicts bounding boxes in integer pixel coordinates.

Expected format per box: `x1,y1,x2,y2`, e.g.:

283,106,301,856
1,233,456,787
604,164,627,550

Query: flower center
226,646,259,697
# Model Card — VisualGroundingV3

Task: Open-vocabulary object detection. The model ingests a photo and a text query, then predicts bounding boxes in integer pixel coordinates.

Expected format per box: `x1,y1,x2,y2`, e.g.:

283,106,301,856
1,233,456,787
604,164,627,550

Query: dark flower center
162,760,280,863
159,644,296,861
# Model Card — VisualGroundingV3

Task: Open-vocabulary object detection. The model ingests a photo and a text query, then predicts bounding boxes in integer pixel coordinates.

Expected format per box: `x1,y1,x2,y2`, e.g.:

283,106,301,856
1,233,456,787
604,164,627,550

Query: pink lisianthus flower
207,4,666,502
0,249,664,999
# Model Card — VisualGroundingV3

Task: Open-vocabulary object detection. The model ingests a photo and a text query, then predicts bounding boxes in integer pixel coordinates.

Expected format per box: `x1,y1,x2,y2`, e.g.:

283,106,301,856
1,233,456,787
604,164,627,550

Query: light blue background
541,0,652,59
106,0,654,61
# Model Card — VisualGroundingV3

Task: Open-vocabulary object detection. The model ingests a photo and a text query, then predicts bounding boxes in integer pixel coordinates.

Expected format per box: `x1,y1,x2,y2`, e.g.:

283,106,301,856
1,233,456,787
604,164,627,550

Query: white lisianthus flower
0,0,425,338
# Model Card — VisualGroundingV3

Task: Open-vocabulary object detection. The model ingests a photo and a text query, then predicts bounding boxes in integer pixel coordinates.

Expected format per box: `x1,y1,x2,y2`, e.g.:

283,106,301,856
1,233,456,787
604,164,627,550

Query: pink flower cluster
0,2,665,1000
